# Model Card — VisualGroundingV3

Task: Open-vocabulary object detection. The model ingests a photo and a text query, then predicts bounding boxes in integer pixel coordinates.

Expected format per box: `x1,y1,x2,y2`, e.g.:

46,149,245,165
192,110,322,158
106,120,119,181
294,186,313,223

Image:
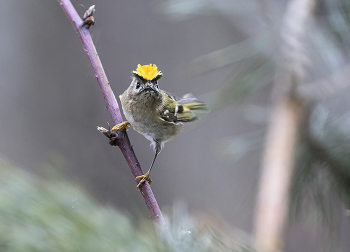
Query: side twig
57,0,173,243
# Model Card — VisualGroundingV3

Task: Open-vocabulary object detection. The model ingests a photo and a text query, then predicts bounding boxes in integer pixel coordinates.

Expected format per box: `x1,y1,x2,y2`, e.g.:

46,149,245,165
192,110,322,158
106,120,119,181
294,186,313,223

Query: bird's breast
120,93,183,143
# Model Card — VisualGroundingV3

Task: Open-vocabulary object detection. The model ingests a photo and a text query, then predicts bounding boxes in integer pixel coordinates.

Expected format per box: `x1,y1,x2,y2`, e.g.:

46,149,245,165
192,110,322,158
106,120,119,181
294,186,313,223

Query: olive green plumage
118,64,207,187
119,64,207,154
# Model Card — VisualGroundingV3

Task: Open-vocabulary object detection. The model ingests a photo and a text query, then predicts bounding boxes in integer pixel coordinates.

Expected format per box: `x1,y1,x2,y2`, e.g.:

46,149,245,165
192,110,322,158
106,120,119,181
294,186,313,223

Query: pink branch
58,0,172,242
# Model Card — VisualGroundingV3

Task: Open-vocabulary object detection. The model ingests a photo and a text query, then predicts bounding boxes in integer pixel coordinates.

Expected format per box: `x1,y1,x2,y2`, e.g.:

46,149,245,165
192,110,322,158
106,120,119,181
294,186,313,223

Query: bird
111,64,207,188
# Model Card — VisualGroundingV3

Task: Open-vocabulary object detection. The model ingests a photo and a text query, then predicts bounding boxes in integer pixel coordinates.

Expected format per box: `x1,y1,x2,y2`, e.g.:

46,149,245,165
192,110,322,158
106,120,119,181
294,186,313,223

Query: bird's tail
175,93,208,122
178,93,208,112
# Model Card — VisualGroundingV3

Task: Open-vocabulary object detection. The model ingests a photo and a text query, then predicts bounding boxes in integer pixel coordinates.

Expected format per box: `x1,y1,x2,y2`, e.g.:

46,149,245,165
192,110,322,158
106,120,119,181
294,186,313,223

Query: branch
253,0,315,251
57,0,173,243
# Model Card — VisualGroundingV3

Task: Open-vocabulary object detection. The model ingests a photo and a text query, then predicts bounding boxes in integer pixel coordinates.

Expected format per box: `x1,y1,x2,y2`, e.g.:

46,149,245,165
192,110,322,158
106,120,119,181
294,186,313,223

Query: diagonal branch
57,0,172,243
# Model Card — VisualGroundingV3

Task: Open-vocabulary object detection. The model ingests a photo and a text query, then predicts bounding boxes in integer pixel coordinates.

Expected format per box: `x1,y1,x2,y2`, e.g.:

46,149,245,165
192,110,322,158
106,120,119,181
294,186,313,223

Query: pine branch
57,0,173,243
298,64,350,101
253,0,315,251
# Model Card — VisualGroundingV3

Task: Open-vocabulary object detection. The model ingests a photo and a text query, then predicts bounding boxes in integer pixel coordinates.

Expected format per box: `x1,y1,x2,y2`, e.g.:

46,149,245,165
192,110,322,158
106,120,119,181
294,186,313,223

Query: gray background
0,1,348,251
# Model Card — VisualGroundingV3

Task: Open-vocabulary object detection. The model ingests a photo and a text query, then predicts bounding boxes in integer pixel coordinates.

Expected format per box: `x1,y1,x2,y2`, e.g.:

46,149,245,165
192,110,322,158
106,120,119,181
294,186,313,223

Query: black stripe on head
152,74,163,82
132,73,146,83
177,105,184,113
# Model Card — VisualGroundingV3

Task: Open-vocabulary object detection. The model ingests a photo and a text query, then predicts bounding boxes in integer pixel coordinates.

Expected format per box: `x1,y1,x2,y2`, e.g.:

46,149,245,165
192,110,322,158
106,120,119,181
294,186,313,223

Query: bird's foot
135,171,152,188
111,121,130,132
97,121,130,146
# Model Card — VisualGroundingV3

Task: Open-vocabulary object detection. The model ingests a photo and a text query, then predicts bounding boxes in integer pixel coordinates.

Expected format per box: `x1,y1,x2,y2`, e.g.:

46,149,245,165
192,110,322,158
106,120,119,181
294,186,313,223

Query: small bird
111,64,207,188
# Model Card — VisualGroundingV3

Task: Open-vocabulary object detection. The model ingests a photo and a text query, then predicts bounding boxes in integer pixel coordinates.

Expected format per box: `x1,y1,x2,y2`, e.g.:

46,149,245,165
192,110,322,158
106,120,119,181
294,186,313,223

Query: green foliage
0,158,165,252
290,107,350,250
291,107,350,212
0,158,254,252
322,0,350,47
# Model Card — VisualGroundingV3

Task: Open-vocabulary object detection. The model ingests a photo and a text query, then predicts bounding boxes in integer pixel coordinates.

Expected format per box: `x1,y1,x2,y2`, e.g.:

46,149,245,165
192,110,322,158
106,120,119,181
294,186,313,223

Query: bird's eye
136,82,141,89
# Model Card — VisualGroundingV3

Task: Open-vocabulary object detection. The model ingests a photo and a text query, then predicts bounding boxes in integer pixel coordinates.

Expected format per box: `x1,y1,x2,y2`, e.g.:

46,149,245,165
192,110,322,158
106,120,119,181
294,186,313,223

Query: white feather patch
174,105,178,116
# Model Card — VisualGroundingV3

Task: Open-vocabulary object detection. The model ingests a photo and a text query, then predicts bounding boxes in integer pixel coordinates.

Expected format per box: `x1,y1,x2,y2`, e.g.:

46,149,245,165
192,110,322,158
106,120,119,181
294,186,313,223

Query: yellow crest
133,64,162,81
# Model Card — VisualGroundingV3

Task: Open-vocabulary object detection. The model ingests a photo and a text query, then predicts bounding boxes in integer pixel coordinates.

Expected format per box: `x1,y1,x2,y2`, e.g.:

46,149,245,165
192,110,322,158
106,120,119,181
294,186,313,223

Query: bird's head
129,64,162,97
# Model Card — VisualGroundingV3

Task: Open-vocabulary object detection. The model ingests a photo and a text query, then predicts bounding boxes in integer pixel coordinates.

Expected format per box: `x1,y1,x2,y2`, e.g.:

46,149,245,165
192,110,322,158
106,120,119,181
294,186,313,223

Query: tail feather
176,94,208,122
183,103,208,111
178,93,208,112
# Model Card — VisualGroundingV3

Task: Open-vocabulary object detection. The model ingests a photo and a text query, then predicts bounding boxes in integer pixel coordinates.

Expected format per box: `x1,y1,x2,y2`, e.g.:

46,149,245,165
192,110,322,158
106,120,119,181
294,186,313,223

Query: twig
57,0,173,243
253,0,315,251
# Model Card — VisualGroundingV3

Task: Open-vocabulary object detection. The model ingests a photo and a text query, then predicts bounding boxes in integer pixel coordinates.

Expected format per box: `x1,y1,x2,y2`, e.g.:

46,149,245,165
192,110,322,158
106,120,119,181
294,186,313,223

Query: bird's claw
111,121,130,132
135,171,152,188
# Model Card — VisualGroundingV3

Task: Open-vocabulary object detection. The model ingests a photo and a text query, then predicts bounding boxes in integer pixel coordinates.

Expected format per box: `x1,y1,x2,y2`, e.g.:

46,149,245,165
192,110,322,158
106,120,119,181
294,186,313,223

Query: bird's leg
136,151,158,188
111,121,130,132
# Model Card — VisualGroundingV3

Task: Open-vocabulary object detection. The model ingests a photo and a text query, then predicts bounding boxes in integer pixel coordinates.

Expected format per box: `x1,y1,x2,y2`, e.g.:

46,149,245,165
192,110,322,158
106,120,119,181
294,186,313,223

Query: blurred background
1,0,350,251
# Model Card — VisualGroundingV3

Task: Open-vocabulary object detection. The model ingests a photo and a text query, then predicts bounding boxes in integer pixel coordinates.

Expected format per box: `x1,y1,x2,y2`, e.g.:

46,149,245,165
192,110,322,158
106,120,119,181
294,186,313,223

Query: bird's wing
159,92,197,123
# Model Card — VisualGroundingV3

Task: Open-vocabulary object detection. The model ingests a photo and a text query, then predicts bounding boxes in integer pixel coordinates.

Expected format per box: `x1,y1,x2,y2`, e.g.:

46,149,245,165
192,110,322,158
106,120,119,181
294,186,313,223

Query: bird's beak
141,84,158,93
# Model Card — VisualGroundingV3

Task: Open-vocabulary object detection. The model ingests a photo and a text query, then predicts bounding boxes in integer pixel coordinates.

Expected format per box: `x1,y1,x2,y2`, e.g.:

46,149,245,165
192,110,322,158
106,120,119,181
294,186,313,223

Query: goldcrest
112,64,207,188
